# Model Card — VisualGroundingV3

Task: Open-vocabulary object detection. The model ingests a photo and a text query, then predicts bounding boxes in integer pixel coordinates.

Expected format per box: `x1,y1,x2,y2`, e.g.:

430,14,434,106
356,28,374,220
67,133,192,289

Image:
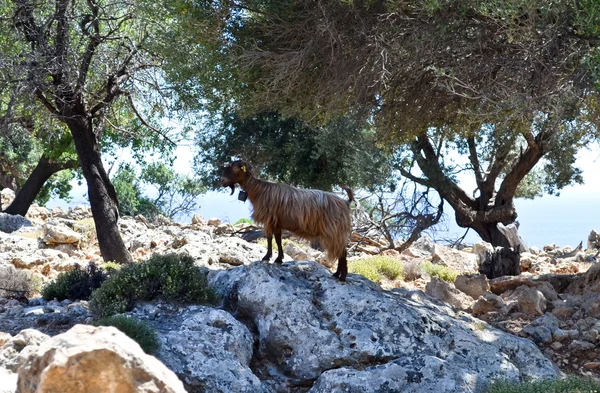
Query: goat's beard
229,184,235,195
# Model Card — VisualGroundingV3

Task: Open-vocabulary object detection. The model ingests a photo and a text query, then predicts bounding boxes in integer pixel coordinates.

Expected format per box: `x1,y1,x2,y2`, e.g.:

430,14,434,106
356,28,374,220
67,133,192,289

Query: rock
42,224,81,245
0,213,33,234
403,235,435,258
552,304,575,319
212,237,275,267
580,293,600,318
131,305,270,393
588,230,600,250
523,314,560,344
479,247,520,279
207,217,222,226
472,293,506,316
214,223,232,235
17,324,186,393
0,329,50,372
568,340,595,351
1,189,15,208
583,362,600,370
432,243,479,274
425,277,474,310
471,241,494,264
454,274,490,300
0,333,11,347
506,286,547,316
209,261,558,392
191,214,206,225
284,241,310,261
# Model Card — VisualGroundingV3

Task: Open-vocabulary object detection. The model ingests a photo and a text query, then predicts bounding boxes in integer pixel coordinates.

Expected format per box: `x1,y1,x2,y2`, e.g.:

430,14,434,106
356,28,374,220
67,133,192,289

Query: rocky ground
1,188,599,392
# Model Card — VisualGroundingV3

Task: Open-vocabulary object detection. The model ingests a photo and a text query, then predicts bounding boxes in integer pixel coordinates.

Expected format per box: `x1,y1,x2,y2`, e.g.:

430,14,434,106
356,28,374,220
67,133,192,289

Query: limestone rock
471,241,494,264
131,305,271,393
455,274,490,300
432,243,479,274
209,261,558,392
191,214,206,225
472,293,506,316
0,214,33,234
17,324,186,393
0,189,15,208
207,217,222,226
0,329,50,372
505,286,547,316
42,224,81,245
425,277,474,310
284,242,310,261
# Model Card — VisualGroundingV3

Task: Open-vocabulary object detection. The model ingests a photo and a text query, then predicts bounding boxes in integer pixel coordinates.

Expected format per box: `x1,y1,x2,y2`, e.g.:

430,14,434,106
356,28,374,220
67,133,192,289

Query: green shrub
484,376,600,393
422,262,458,283
42,263,107,301
94,315,159,354
349,256,404,283
234,218,254,225
89,253,218,317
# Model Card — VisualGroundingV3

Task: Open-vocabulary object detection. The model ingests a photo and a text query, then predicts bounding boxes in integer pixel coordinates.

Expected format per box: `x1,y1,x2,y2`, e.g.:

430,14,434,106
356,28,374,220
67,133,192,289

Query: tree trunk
67,117,132,264
469,221,513,249
3,156,76,216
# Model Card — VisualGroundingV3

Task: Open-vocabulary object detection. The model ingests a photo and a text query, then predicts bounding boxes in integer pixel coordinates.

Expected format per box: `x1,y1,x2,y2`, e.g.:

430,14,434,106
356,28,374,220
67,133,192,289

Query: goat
220,160,354,281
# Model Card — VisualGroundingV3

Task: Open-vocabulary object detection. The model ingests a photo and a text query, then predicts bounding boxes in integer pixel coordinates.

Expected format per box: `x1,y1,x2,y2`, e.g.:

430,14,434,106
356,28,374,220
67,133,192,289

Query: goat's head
220,160,251,195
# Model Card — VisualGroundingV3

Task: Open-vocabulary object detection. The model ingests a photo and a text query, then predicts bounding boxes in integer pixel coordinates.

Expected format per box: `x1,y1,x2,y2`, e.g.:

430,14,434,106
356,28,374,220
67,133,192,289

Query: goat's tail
341,186,354,206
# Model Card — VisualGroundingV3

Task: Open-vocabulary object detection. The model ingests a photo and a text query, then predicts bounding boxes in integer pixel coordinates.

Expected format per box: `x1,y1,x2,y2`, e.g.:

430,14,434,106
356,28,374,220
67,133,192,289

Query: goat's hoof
332,272,346,281
274,258,283,264
261,257,270,262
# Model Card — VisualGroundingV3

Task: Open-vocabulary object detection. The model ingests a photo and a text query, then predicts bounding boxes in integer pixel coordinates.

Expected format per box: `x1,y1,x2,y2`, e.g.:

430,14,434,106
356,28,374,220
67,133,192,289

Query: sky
48,142,600,250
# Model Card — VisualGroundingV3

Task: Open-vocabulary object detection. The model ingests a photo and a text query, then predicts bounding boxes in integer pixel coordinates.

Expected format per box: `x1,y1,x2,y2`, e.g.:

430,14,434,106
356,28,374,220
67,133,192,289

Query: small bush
94,315,159,354
234,218,254,225
41,263,107,301
89,253,218,317
484,376,600,393
0,265,42,299
422,262,458,283
349,256,404,283
402,259,423,281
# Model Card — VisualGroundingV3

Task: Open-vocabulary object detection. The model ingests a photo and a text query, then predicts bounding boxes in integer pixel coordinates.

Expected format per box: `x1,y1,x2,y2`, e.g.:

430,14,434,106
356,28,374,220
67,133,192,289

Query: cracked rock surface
208,261,559,393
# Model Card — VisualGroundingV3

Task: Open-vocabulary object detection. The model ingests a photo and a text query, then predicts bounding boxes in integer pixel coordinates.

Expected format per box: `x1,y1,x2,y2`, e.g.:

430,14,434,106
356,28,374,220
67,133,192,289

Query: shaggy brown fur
221,160,354,281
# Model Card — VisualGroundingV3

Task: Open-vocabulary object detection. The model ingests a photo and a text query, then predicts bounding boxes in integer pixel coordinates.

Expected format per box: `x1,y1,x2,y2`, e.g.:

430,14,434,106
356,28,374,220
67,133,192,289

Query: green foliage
112,162,205,220
422,262,458,283
89,253,218,317
234,218,254,225
94,315,160,354
484,376,600,393
197,111,395,192
349,256,404,283
41,263,107,301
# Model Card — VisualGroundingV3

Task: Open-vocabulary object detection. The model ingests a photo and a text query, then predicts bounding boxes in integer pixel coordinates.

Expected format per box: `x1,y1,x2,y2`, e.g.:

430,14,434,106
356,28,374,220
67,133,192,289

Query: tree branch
34,88,60,115
126,94,176,147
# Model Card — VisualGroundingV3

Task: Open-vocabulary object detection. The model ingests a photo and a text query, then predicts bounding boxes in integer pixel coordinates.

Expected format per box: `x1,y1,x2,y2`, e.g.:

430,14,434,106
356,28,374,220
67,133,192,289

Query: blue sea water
441,191,600,249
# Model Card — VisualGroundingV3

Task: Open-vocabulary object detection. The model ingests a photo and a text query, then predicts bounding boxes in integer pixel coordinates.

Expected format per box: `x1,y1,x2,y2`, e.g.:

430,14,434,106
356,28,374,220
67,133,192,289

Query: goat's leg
274,230,284,264
262,235,273,262
333,249,348,281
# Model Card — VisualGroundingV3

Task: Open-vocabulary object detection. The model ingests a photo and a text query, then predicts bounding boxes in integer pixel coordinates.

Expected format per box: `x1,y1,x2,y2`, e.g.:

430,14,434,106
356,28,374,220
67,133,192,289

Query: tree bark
66,115,132,264
3,156,77,216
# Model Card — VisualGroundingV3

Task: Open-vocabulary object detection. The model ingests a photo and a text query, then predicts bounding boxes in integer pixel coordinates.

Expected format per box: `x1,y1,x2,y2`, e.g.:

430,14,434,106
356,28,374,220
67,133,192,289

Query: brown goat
220,160,354,281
